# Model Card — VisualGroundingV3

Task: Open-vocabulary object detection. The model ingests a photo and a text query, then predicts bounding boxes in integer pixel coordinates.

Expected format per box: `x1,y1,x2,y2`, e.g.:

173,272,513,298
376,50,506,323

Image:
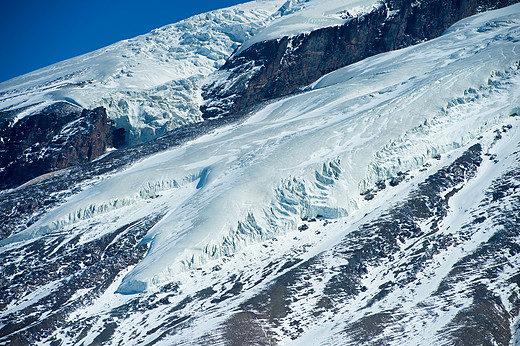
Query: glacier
2,2,520,344
0,0,287,144
4,3,520,296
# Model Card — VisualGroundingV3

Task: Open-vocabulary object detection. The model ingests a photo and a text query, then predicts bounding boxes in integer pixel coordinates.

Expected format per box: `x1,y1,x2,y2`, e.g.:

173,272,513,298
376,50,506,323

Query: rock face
0,103,123,190
201,0,518,118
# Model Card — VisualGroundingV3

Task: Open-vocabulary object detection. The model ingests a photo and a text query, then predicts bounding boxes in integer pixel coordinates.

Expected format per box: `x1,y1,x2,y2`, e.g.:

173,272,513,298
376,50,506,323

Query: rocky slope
202,0,518,118
0,103,121,190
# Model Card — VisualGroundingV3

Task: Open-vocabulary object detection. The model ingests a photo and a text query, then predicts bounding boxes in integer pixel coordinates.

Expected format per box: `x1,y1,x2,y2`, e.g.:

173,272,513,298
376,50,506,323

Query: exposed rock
0,216,160,345
202,0,518,118
227,144,484,342
0,103,124,190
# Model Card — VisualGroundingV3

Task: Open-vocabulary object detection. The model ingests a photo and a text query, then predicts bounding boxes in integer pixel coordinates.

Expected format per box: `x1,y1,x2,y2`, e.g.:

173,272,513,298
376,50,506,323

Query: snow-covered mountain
0,0,286,144
2,0,520,345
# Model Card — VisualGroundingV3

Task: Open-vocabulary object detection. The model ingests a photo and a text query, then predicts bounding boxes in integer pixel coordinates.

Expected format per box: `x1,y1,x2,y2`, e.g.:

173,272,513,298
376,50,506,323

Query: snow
237,0,380,54
0,281,61,317
3,4,520,297
291,122,520,345
0,0,287,144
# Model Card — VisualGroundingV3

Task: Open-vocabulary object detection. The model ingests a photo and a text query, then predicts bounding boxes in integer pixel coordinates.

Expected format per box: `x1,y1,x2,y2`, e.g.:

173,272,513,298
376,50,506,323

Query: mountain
0,1,286,144
1,0,520,345
202,0,517,117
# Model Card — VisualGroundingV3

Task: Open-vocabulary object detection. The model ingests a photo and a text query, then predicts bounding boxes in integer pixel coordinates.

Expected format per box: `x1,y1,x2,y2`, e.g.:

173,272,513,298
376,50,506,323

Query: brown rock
0,103,122,189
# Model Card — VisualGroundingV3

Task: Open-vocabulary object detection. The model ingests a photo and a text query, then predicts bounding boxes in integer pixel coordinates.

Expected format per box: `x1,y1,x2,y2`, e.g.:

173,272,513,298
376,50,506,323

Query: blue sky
0,0,249,83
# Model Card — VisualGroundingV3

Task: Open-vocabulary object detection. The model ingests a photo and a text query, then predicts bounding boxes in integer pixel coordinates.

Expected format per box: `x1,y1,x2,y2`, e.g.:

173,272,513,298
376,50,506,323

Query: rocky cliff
0,103,123,190
201,0,518,118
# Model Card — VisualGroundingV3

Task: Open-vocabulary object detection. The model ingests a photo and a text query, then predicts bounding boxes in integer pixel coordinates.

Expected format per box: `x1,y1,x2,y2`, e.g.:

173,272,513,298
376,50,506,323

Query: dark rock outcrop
0,103,124,190
202,0,518,118
0,216,160,345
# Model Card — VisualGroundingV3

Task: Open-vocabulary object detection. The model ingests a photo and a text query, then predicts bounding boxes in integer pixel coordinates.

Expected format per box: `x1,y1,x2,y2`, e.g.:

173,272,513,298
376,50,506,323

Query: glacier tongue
6,4,520,295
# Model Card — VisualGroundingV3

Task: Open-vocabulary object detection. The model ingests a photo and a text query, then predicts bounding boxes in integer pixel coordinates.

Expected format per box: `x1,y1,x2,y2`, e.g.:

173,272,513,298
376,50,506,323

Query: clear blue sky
0,0,249,83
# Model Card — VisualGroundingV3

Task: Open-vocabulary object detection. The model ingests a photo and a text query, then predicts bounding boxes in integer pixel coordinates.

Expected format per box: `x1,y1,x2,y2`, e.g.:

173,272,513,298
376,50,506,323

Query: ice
292,124,520,345
4,4,520,294
0,0,287,144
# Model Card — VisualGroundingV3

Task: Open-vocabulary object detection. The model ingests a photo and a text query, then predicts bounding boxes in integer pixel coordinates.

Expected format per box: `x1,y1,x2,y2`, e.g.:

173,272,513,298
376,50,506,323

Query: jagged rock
0,103,124,190
202,0,518,118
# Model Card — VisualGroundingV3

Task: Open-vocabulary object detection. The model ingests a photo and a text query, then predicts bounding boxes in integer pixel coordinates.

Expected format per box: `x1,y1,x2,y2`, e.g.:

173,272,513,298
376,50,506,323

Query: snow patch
237,0,380,54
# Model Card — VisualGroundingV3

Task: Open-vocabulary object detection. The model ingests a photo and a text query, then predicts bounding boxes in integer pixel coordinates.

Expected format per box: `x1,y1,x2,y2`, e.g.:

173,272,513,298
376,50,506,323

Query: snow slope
3,4,519,296
0,0,286,144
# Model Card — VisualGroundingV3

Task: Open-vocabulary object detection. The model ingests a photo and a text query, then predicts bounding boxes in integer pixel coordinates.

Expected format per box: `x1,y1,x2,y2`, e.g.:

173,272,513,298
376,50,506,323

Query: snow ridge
237,0,381,54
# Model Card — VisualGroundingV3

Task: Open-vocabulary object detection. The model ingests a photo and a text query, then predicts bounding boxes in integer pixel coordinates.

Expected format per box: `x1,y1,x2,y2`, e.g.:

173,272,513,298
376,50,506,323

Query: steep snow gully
1,1,520,345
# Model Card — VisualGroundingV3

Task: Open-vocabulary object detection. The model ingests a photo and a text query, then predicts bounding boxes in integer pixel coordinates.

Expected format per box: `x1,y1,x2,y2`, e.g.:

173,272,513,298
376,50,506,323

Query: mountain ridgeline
201,0,518,118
